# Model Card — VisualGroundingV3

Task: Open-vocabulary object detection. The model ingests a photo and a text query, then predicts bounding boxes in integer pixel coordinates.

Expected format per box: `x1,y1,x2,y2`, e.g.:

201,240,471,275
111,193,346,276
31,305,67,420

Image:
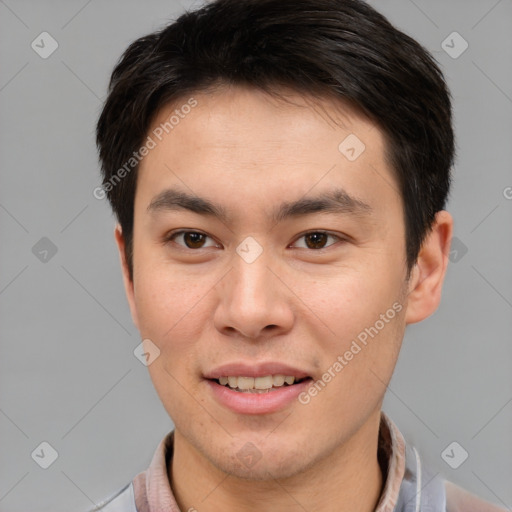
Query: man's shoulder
385,414,506,512
444,480,508,512
92,481,137,512
92,478,508,512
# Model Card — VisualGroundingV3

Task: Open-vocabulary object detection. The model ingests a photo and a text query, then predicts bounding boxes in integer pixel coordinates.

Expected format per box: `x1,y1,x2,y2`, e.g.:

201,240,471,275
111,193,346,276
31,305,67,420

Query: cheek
133,264,213,421
304,301,405,427
298,263,406,393
296,264,403,340
132,267,209,398
134,258,207,337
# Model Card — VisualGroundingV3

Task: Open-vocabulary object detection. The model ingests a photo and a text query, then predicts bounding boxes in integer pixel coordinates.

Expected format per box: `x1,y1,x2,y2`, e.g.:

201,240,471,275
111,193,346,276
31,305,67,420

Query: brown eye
293,231,342,250
182,232,206,248
165,231,218,249
304,232,329,249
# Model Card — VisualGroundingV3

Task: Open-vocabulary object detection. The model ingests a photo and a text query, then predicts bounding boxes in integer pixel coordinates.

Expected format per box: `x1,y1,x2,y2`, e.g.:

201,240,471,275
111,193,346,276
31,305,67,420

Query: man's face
121,86,411,479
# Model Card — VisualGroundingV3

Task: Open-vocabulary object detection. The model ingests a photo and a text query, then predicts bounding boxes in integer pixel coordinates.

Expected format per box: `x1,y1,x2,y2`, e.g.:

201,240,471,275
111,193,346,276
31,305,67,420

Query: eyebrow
147,186,373,224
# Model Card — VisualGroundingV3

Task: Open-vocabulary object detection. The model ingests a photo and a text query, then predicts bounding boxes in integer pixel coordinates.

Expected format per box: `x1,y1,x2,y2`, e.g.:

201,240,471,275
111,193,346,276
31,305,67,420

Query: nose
213,250,295,340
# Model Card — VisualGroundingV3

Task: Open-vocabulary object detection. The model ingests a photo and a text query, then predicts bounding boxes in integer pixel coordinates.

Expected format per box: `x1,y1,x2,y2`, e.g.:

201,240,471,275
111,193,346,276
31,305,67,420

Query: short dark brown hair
96,0,455,281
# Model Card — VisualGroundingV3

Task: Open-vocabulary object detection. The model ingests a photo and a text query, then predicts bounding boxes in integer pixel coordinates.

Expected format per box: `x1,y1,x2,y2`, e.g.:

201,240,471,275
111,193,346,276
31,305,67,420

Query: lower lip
206,378,312,415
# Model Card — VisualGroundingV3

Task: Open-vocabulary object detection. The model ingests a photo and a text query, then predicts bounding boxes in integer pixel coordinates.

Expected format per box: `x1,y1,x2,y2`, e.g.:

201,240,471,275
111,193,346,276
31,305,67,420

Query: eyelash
163,230,346,251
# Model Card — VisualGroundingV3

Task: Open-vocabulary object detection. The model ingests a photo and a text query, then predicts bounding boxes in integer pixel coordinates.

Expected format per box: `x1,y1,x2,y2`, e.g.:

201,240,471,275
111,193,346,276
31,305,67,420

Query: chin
203,436,316,482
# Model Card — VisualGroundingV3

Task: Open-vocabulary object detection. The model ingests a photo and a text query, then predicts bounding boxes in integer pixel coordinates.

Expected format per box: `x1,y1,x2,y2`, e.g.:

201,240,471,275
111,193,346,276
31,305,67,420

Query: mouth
210,375,312,393
204,362,313,414
205,367,313,414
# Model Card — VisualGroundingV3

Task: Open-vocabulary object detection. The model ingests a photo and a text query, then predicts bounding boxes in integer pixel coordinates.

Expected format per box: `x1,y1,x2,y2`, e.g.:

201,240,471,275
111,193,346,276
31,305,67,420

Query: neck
169,412,385,512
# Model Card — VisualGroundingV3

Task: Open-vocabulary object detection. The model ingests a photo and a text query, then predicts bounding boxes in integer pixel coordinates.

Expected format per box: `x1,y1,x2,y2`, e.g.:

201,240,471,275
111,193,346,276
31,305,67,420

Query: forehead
149,85,381,154
136,85,399,219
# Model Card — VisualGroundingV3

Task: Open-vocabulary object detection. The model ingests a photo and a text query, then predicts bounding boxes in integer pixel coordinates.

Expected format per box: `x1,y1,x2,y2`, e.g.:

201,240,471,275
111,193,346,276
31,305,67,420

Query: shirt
94,412,507,511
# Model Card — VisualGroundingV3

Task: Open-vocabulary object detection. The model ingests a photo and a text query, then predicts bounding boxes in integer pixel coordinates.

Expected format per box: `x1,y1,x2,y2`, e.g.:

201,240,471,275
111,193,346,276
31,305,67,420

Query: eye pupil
184,232,205,248
305,232,328,249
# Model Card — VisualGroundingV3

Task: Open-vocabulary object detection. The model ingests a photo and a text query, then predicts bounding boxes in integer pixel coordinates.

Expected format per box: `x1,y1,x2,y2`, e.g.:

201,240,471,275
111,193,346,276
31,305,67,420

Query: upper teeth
219,375,297,390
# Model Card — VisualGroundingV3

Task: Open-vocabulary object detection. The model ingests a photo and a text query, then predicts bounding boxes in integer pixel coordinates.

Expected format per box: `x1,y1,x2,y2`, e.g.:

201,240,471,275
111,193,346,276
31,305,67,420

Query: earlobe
405,210,453,324
114,224,140,331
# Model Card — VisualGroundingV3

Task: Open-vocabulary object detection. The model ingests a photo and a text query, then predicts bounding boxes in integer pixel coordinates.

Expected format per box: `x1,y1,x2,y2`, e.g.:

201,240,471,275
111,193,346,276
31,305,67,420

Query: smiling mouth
211,375,311,393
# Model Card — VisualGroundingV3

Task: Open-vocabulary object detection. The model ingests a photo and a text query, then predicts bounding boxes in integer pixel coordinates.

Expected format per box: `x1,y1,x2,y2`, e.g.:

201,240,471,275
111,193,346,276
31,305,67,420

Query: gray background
0,0,511,510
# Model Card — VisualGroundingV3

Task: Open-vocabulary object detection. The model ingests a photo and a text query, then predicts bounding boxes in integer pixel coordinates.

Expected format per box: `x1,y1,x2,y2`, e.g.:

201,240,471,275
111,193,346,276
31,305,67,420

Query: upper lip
204,362,311,380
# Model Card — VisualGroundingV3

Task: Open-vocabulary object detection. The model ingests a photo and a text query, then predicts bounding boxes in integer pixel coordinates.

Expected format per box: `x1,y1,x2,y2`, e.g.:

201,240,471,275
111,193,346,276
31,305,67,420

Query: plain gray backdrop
1,0,511,511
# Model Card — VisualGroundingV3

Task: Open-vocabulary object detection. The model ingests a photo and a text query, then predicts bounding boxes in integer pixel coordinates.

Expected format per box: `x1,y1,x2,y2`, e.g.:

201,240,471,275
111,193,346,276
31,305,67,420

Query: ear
405,210,453,324
114,224,140,331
